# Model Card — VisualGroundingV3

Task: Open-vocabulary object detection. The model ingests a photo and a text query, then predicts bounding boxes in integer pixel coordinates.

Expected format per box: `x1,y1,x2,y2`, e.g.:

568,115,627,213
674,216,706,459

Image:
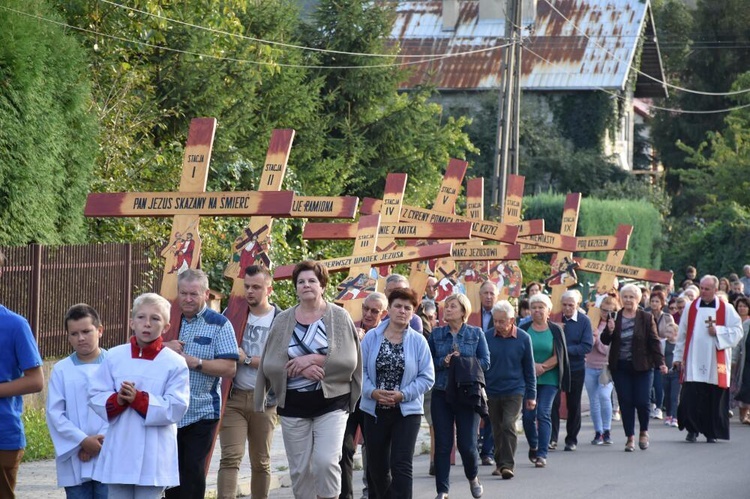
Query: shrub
21,407,54,462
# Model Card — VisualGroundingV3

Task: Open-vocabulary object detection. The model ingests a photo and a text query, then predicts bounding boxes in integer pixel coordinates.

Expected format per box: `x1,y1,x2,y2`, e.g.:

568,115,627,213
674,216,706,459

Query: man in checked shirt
165,269,239,499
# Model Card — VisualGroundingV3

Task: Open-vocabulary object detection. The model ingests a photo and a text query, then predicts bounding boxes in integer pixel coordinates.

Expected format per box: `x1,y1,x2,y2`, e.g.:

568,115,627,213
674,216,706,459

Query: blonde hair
132,293,171,323
445,293,472,322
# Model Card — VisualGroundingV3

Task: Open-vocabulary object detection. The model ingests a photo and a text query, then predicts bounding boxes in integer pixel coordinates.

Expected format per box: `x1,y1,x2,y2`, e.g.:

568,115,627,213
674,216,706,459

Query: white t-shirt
234,308,275,392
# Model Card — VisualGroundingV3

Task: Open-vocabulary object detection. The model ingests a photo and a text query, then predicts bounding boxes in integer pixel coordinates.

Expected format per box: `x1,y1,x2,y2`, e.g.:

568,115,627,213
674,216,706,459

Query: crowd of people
3,249,750,499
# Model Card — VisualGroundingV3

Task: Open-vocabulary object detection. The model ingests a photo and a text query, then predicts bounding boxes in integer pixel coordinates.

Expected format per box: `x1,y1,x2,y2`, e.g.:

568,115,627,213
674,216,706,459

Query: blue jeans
662,370,680,418
64,481,108,499
522,384,558,459
612,360,653,437
431,390,480,494
584,367,613,433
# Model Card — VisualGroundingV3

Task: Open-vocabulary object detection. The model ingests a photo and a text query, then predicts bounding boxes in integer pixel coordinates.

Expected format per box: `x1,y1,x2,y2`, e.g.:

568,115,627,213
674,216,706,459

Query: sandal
624,437,635,452
639,432,649,450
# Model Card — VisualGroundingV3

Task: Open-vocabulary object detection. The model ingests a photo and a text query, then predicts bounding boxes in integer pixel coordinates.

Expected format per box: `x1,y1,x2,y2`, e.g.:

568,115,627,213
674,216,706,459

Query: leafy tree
651,0,750,205
0,0,97,245
299,0,475,204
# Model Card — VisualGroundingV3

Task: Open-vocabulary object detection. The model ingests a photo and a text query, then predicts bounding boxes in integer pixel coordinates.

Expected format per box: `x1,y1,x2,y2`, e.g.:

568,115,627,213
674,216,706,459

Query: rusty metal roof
391,0,667,98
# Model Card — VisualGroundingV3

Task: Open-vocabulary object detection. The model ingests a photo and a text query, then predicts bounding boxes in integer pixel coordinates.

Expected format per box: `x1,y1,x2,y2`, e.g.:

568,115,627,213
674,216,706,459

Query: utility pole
492,0,524,220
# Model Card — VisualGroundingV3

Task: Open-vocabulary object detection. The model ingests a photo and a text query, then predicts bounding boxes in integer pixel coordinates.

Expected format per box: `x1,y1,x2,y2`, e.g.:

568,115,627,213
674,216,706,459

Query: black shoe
548,441,557,451
564,443,577,451
707,437,718,443
528,448,537,464
602,430,613,445
686,432,698,443
481,456,496,466
429,461,435,476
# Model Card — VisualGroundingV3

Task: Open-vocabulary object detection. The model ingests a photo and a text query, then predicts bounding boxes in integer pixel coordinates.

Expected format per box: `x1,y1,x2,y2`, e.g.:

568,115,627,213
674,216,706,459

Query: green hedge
523,194,665,281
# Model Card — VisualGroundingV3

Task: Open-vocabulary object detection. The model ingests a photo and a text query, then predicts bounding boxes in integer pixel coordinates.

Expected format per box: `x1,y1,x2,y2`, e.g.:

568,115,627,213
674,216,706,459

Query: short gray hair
385,274,409,287
480,280,499,293
700,275,720,289
561,289,582,305
528,293,553,311
620,283,642,301
364,292,387,310
178,268,209,292
492,300,515,318
420,299,437,315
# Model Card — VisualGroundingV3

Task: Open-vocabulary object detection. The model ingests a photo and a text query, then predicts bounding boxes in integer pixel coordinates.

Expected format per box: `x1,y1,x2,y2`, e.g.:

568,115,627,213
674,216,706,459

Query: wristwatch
195,358,203,371
243,356,253,366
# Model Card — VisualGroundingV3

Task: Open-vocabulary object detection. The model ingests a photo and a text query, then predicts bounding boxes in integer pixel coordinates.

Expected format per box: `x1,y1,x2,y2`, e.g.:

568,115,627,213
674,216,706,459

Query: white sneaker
612,411,621,422
670,419,679,427
653,408,663,420
663,417,672,426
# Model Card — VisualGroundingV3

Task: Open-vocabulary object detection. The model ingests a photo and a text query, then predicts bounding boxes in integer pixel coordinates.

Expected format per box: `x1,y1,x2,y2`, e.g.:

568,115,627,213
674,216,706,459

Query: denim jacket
428,323,490,391
360,321,435,418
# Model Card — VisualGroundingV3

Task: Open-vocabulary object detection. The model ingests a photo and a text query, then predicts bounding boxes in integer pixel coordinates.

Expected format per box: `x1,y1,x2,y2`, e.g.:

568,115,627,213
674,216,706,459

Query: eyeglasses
362,306,383,315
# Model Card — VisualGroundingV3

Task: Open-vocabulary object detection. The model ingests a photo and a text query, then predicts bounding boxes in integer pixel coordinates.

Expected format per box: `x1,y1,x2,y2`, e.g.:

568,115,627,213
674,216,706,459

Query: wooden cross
273,213,454,321
455,177,522,327
705,316,715,328
545,193,583,315
300,172,472,320
577,240,673,325
84,118,296,332
222,129,359,340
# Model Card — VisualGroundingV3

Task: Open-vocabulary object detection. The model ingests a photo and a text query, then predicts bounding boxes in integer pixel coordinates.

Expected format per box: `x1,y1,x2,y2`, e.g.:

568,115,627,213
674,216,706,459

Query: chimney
443,0,459,31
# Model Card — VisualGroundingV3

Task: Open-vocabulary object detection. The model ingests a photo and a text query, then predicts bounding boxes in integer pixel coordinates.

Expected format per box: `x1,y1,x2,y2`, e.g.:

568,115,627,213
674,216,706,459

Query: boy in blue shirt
0,250,44,498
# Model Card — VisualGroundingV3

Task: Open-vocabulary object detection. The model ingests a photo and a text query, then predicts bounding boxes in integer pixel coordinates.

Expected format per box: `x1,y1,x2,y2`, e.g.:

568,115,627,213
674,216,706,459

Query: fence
0,243,162,358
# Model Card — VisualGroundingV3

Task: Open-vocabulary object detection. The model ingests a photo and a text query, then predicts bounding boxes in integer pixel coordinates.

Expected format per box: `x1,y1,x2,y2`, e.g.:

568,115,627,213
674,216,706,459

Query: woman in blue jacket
361,288,435,499
428,293,490,499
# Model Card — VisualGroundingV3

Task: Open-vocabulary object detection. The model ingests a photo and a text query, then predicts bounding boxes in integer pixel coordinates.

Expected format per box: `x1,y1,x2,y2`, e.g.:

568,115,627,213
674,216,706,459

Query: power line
521,45,750,115
0,5,510,70
542,0,750,97
97,0,512,60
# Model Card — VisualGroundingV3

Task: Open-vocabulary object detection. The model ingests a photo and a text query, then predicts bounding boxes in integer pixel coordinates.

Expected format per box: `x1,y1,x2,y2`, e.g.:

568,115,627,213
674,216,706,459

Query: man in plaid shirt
165,269,239,499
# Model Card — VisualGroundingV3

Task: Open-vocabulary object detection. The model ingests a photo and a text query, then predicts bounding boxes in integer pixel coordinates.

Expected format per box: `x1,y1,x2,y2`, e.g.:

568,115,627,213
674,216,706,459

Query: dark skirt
678,382,730,440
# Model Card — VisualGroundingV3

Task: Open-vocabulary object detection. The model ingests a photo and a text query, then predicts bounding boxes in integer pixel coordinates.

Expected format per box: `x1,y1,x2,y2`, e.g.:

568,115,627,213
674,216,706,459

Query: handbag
599,367,612,385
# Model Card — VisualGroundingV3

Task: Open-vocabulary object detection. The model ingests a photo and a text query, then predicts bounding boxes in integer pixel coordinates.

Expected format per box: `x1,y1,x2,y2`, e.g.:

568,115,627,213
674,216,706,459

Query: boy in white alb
46,304,109,498
88,293,190,499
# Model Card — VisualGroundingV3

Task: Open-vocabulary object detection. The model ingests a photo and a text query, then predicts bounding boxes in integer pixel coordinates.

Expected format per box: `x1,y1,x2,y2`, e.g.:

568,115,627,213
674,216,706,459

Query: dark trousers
612,360,653,437
431,390,479,494
551,368,585,446
651,366,664,408
362,410,421,499
165,419,219,499
340,406,372,499
479,414,494,458
487,395,523,471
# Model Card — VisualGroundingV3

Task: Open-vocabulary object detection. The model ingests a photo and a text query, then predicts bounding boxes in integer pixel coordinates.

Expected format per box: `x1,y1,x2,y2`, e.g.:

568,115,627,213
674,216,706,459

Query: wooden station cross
544,193,583,315
456,177,522,327
273,213,455,321
300,172,472,321
84,118,297,332
221,129,359,340
576,245,673,324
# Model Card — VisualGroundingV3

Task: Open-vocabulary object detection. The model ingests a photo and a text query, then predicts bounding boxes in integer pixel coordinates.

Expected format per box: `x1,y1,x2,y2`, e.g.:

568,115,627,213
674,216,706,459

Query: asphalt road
17,416,750,498
269,417,750,499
